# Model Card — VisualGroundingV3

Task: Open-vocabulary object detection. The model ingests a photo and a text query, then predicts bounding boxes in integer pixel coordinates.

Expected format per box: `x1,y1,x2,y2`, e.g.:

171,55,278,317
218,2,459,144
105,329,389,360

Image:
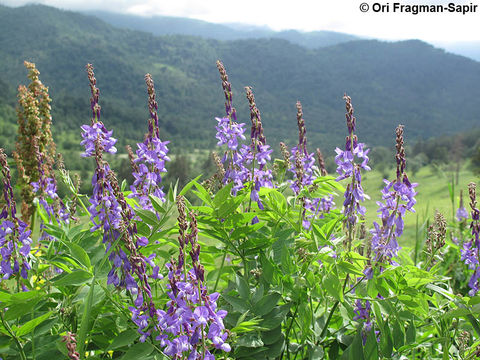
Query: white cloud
2,0,479,41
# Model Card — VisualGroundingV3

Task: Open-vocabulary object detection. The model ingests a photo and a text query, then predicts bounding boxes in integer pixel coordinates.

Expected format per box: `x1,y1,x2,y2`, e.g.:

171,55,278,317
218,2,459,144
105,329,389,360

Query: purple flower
156,199,229,358
129,75,170,211
370,127,417,268
80,122,117,157
353,299,373,345
335,95,371,230
462,182,480,295
457,206,469,222
0,149,32,280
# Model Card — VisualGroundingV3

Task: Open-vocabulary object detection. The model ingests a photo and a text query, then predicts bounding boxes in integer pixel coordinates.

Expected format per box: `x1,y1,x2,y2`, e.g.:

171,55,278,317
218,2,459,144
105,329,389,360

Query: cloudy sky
2,0,479,42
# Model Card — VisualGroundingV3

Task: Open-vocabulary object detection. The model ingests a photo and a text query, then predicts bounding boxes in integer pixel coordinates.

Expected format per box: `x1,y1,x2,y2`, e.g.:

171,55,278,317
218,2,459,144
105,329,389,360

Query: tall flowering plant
0,149,32,282
129,74,170,210
461,182,480,295
366,125,417,276
335,94,370,246
156,196,230,359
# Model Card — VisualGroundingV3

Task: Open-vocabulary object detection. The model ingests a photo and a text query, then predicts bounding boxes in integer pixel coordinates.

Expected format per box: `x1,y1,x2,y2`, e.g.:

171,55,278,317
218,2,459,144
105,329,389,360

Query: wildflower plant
2,59,480,360
129,74,170,210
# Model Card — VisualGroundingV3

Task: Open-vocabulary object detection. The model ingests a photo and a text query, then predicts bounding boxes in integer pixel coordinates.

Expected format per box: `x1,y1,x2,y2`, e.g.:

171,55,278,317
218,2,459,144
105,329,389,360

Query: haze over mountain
86,10,360,49
0,3,479,161
86,10,480,61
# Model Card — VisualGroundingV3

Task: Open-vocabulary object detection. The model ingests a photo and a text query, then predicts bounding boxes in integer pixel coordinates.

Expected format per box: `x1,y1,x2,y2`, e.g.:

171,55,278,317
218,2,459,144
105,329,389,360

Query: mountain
432,41,480,61
1,4,479,164
86,11,359,48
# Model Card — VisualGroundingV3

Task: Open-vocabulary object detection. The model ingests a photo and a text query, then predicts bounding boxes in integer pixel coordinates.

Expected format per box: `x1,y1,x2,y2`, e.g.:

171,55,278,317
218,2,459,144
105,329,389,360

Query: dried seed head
176,195,188,247
126,145,139,173
216,60,236,122
86,63,100,122
395,125,406,182
245,86,266,147
316,148,327,176
296,101,307,155
280,142,291,168
145,73,160,139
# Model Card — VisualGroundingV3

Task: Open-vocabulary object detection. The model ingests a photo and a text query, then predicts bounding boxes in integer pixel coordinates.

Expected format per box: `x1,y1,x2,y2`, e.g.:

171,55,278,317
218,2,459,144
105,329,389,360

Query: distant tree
166,155,191,188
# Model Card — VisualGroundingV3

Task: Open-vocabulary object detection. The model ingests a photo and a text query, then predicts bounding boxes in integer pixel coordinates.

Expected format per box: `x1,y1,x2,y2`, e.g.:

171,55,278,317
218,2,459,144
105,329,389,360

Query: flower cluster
367,125,417,275
215,61,250,195
457,190,469,222
244,86,273,209
460,182,480,295
80,122,117,157
289,101,316,195
0,148,32,281
30,149,69,232
81,66,160,335
156,197,230,359
287,101,333,229
353,299,373,345
335,94,370,230
215,63,273,206
129,74,170,209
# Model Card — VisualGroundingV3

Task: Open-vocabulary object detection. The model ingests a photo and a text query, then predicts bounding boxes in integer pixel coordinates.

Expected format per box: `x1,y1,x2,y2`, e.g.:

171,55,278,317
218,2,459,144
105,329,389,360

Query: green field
336,164,479,247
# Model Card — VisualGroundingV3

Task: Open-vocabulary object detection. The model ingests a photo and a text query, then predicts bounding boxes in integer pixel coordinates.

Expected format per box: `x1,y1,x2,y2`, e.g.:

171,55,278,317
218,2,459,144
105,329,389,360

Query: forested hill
86,10,360,48
0,3,479,157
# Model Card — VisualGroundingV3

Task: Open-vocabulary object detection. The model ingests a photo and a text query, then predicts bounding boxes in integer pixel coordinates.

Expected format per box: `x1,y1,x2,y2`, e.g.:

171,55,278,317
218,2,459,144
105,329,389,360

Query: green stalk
1,311,27,360
77,274,95,359
213,252,227,293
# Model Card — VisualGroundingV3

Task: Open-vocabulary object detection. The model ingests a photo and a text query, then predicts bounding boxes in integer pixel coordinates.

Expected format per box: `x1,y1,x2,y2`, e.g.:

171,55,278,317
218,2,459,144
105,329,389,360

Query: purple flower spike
156,197,229,358
369,125,417,271
129,74,170,210
335,95,370,231
0,149,32,280
462,182,480,295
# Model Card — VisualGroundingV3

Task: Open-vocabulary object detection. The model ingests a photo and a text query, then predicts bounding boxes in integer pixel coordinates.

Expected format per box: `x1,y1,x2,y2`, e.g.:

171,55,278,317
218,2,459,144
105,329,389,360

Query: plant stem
213,252,227,293
1,311,27,360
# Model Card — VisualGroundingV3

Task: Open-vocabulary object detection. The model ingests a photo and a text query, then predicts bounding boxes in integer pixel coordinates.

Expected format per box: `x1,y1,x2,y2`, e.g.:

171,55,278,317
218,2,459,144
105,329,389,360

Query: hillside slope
1,4,479,157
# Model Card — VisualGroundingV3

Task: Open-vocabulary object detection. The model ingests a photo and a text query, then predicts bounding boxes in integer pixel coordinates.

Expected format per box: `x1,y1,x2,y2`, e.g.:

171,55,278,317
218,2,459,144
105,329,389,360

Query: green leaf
121,342,154,360
261,326,281,345
380,319,393,358
64,242,91,269
193,181,213,205
261,304,291,330
108,329,139,350
236,275,250,300
53,269,92,286
179,175,202,196
10,290,43,304
253,293,281,316
323,273,343,302
337,261,364,276
392,319,405,349
342,329,364,360
5,298,41,321
223,294,249,312
310,346,325,360
217,195,245,219
236,333,264,348
406,321,416,344
16,311,53,337
135,209,158,226
363,328,379,359
213,182,233,207
149,195,167,214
